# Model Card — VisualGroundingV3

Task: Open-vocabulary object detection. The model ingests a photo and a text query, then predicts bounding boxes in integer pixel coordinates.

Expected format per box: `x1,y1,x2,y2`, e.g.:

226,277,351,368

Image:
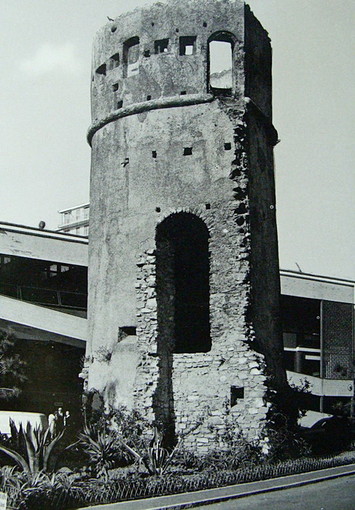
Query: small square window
117,100,123,109
147,95,152,100
231,386,244,407
183,147,192,156
179,36,196,56
112,83,119,92
144,49,151,58
110,53,120,69
224,142,232,150
155,39,169,54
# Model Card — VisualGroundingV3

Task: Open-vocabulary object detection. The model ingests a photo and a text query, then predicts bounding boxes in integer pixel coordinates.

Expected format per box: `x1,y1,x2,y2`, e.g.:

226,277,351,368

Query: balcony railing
0,283,87,310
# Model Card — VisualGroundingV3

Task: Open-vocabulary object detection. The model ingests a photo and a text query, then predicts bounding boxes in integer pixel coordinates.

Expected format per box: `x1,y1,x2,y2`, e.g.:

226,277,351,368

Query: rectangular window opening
118,326,137,341
117,100,123,109
123,36,140,77
179,36,196,56
152,150,157,158
183,147,192,156
155,39,169,54
109,53,120,69
209,38,233,95
231,386,244,407
144,49,151,58
112,83,119,92
224,142,232,150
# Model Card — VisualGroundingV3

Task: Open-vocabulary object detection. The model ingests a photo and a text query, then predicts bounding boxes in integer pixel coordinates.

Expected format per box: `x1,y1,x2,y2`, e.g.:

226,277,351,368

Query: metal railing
0,283,87,310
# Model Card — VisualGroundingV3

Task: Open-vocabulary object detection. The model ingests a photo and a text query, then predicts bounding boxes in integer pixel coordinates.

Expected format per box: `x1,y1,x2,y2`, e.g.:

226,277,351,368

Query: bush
12,450,355,510
72,403,151,476
0,421,65,474
0,331,26,401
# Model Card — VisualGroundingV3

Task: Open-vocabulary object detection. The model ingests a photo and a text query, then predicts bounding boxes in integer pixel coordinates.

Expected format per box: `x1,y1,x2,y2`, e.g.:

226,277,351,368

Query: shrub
75,426,120,478
0,420,65,474
0,331,26,400
12,450,355,510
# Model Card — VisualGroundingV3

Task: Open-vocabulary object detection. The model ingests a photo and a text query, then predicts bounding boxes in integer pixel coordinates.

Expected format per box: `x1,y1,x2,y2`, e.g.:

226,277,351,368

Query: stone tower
86,0,288,451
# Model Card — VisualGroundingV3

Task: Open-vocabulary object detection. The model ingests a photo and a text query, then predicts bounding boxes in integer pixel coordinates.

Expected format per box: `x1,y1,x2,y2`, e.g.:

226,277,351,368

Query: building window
231,386,244,407
155,39,169,54
109,53,120,70
281,295,321,377
208,33,234,96
123,37,140,77
179,36,196,56
156,212,211,353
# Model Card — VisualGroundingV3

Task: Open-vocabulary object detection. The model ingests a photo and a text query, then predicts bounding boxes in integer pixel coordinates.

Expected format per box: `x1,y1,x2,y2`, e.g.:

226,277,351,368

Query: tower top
89,0,272,145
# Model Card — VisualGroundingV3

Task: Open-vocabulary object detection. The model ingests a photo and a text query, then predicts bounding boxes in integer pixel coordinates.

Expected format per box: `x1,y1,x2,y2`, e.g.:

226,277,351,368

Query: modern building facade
0,222,87,423
57,203,90,236
280,270,354,415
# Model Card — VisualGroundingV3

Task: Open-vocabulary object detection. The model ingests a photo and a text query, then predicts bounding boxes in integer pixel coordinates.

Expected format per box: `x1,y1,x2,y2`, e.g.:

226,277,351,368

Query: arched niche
156,212,211,353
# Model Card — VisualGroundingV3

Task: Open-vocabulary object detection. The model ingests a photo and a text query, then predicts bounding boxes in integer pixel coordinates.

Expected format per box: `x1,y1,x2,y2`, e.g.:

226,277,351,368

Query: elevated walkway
287,370,353,397
0,221,88,266
0,294,86,347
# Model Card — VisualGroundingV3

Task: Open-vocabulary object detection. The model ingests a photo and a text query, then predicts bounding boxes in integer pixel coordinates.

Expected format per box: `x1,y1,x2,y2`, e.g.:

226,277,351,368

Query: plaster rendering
86,0,288,451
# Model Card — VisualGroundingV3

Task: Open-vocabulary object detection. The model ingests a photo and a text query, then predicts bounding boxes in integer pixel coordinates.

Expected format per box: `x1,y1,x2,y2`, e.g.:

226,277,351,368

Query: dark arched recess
156,212,211,353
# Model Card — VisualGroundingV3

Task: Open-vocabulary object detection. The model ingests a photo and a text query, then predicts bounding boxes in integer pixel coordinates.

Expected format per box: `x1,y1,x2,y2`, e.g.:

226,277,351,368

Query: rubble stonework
134,246,271,450
86,0,288,452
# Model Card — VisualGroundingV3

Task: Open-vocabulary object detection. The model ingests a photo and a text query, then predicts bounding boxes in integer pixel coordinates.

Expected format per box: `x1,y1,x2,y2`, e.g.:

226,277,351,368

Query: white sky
0,0,354,280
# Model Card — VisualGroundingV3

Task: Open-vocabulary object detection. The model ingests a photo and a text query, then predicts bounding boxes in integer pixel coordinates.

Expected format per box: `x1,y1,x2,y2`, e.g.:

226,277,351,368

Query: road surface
196,474,355,510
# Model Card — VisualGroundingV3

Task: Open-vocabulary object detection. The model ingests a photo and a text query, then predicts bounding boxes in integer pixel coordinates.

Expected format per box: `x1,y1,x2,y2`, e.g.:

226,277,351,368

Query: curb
77,463,355,510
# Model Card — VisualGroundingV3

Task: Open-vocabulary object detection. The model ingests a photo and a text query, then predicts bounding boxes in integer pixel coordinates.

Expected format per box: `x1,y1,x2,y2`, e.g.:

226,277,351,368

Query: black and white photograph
0,1,354,508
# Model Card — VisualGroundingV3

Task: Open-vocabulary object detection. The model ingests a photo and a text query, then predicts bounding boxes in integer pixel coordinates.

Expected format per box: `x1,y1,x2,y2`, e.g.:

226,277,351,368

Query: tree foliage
0,330,26,400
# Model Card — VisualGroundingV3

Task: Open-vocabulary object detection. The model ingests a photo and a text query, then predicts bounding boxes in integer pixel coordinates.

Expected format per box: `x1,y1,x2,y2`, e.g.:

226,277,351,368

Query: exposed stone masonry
87,0,288,453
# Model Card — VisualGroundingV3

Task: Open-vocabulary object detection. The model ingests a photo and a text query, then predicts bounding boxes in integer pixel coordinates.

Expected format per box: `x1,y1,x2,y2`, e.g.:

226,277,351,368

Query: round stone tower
86,0,288,451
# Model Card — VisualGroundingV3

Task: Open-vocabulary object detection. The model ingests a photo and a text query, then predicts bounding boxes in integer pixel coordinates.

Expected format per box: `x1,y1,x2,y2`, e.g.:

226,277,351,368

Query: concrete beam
287,371,353,397
0,222,88,266
280,271,354,304
0,295,87,347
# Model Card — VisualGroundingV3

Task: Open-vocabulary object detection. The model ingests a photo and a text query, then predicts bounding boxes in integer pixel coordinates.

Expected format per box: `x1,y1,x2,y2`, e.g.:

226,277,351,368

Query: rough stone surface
86,0,287,452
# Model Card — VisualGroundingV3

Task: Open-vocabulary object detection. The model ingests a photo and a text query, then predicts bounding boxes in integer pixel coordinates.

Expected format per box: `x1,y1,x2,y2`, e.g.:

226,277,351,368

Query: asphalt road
196,475,355,510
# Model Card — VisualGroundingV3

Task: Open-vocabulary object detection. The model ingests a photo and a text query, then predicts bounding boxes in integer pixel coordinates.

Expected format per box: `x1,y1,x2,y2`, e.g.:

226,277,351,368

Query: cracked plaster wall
86,0,287,451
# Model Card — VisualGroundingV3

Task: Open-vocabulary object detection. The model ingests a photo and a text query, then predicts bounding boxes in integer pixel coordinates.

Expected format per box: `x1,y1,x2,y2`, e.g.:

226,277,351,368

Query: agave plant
76,426,120,478
118,426,181,476
145,427,181,476
0,420,65,474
